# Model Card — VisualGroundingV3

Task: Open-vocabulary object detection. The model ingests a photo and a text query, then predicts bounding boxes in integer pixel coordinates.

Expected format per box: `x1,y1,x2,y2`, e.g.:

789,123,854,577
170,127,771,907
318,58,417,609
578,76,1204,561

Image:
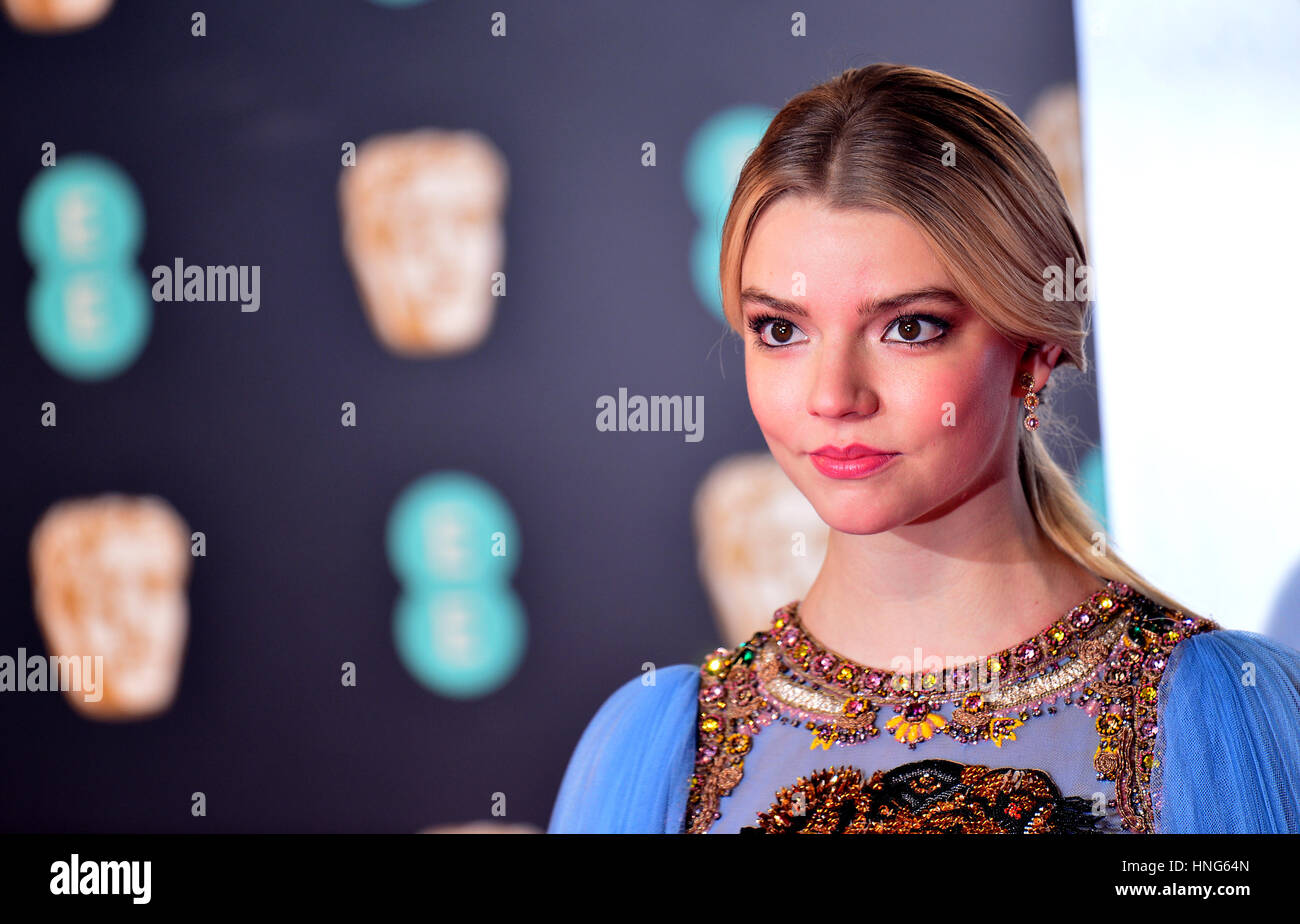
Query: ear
1017,343,1064,395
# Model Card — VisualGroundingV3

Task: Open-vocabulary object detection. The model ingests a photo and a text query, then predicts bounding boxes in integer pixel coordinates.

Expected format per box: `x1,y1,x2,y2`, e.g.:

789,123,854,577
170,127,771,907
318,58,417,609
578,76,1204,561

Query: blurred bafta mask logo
339,129,508,357
2,0,114,33
29,495,192,720
693,453,828,646
1025,83,1087,250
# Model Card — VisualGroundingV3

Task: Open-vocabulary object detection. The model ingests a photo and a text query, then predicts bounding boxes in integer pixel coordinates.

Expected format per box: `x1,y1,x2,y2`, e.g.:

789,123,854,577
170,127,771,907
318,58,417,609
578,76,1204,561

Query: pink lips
809,444,899,480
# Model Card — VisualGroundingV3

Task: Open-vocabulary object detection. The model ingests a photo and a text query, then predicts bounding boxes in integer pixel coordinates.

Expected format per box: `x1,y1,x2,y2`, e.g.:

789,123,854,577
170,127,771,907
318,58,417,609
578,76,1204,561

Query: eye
747,313,809,349
882,314,950,347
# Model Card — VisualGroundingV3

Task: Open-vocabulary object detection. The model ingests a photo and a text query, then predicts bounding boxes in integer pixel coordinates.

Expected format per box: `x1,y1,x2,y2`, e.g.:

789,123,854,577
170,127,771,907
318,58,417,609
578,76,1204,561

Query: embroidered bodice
686,580,1219,833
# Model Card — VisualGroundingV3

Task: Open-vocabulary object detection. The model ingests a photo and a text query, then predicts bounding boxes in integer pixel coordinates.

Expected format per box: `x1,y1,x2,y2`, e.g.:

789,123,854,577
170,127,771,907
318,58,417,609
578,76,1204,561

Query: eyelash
745,312,952,351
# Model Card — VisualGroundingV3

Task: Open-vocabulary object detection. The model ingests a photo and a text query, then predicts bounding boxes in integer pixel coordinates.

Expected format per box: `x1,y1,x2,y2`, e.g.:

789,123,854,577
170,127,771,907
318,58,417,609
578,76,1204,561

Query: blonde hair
719,63,1196,617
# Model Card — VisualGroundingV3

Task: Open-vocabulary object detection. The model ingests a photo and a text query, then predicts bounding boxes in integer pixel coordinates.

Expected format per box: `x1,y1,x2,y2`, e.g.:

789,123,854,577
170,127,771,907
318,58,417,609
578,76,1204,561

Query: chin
805,492,902,536
818,513,899,536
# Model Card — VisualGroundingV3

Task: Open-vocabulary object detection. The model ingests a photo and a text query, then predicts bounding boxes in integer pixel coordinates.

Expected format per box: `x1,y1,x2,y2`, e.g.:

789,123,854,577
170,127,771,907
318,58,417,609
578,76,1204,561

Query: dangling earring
1020,371,1040,431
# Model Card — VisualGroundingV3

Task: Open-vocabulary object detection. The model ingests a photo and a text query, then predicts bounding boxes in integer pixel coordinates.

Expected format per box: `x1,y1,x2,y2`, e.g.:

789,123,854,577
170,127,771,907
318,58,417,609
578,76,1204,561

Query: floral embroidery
884,701,947,744
685,581,1219,834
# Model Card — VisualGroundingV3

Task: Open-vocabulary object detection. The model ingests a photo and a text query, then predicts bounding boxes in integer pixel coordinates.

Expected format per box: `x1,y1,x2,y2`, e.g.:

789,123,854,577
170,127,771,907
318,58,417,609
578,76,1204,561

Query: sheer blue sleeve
1152,629,1300,833
547,664,699,834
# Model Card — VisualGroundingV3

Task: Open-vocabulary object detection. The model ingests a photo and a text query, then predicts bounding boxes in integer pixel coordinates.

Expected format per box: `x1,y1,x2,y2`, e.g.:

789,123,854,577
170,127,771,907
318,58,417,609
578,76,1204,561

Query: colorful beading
686,581,1219,833
739,759,1104,833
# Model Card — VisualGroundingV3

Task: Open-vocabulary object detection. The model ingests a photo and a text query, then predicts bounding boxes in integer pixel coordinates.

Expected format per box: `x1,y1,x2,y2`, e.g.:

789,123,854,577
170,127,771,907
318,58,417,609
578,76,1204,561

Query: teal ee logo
19,154,150,380
387,472,525,698
683,106,775,322
1076,444,1110,535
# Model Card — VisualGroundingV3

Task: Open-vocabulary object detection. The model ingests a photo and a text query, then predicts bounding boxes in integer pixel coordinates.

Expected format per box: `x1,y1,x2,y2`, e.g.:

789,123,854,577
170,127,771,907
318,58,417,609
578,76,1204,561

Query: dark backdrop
0,0,1088,832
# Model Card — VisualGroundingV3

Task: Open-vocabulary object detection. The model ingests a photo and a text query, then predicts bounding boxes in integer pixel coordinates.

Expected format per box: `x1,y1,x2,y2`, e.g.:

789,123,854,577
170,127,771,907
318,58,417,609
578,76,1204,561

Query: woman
548,63,1300,834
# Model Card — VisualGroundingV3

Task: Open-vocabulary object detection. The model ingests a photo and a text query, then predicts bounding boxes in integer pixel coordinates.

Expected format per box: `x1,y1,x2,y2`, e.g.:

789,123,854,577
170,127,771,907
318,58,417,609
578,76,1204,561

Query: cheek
745,358,795,437
904,359,1010,458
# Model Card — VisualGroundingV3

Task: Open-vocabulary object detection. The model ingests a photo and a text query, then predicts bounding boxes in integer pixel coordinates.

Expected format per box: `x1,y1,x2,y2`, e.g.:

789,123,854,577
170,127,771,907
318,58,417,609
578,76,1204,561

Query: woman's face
740,195,1035,536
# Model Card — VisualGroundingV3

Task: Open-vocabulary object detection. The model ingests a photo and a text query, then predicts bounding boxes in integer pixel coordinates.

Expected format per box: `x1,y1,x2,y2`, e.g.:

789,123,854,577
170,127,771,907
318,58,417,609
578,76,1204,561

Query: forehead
741,196,950,297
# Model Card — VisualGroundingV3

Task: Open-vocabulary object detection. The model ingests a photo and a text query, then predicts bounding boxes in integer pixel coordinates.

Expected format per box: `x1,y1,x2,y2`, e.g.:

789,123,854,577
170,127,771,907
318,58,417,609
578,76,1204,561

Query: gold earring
1020,372,1040,431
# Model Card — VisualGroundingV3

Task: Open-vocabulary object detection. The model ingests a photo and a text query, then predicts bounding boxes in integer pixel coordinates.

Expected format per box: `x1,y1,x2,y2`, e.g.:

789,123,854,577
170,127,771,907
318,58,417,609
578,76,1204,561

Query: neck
797,465,1105,672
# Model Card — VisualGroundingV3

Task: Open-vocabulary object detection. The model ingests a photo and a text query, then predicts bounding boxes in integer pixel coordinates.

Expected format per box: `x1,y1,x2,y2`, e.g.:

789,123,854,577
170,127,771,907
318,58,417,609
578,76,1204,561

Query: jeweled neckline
767,579,1135,700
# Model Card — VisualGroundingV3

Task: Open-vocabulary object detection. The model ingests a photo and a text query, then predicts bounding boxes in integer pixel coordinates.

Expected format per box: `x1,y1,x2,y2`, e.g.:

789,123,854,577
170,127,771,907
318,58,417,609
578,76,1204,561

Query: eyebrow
739,286,966,319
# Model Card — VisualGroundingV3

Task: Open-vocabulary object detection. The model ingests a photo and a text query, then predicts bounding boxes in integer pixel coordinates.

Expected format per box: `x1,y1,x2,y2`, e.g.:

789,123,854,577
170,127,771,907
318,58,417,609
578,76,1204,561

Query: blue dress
548,581,1300,833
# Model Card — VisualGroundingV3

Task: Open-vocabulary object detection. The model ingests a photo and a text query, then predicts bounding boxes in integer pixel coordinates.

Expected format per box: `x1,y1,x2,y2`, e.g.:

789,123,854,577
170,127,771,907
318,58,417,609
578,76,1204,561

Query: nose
806,339,878,418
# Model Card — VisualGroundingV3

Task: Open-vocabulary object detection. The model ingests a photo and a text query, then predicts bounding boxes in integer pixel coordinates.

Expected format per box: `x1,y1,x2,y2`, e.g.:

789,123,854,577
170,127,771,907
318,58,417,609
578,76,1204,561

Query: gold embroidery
740,759,1104,834
1079,595,1217,831
685,581,1219,834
